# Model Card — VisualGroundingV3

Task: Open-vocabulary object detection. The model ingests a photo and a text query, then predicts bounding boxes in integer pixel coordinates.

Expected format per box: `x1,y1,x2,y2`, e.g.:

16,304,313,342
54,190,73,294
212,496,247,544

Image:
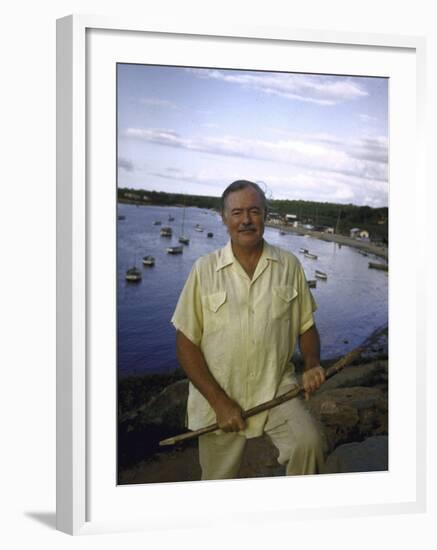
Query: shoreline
119,200,388,261
266,222,388,260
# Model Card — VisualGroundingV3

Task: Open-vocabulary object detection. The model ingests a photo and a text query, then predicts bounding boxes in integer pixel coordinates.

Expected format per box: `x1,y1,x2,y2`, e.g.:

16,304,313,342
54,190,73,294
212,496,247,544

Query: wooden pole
159,345,363,446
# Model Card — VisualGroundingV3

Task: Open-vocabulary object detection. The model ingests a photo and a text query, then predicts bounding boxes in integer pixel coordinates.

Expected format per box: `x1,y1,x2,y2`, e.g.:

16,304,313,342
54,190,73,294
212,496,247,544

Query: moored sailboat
178,202,190,245
167,245,183,254
125,266,142,282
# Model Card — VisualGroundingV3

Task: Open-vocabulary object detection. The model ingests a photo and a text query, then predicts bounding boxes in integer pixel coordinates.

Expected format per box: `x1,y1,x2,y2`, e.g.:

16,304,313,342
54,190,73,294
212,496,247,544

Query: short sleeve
171,263,203,346
297,263,317,335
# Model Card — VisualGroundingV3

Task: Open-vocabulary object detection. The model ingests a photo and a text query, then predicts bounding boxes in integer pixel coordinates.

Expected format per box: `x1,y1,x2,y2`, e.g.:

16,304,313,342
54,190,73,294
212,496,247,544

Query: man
171,180,326,480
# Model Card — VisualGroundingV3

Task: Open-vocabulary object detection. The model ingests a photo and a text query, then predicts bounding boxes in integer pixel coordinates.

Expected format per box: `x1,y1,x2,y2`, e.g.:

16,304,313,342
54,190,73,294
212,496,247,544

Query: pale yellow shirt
171,240,317,438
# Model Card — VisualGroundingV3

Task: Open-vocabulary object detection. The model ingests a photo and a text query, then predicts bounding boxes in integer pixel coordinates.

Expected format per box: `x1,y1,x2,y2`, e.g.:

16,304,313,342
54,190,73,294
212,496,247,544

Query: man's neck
231,240,264,279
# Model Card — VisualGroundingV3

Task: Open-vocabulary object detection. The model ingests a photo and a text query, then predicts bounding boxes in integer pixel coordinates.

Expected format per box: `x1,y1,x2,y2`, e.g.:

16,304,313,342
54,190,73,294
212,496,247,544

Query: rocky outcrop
138,379,189,427
307,385,388,452
317,360,388,392
118,379,190,469
119,360,388,476
323,436,388,473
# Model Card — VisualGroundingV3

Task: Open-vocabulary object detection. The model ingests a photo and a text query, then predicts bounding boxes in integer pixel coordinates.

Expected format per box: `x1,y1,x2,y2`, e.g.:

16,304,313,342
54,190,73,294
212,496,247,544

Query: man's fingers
219,414,246,432
303,366,326,397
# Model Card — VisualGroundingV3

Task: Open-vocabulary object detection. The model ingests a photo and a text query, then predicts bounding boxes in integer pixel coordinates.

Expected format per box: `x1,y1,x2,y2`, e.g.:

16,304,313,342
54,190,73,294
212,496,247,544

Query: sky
117,64,388,207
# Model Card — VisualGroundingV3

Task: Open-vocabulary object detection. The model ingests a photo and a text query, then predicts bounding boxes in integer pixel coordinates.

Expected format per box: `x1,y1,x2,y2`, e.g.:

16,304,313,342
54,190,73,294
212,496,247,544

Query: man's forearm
299,324,325,398
299,324,321,371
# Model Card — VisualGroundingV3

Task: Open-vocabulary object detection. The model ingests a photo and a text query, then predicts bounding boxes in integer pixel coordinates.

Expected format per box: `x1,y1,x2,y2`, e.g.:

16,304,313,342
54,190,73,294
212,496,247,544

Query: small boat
308,280,317,288
299,248,309,254
160,227,172,237
368,262,388,271
142,255,155,266
315,270,327,280
118,215,126,220
167,246,183,254
178,203,189,245
358,249,368,256
153,221,162,226
279,230,286,235
168,215,175,222
207,232,214,238
304,252,318,260
194,224,204,232
125,266,142,282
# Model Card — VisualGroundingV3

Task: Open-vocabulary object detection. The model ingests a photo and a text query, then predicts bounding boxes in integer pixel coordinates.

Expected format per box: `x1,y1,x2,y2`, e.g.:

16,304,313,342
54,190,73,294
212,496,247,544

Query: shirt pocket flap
203,291,227,313
273,286,298,303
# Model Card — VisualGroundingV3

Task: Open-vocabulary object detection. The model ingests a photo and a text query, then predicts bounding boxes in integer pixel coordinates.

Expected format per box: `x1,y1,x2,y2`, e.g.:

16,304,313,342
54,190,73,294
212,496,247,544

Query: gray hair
220,180,267,213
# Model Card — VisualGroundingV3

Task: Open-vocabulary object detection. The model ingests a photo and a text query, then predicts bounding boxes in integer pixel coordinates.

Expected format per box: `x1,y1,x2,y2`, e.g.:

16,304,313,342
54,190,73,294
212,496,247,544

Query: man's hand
302,366,325,400
213,394,246,432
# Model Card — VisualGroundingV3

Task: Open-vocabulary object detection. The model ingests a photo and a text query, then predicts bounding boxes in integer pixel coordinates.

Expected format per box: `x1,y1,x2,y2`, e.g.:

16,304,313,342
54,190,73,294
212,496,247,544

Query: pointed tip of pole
159,438,175,446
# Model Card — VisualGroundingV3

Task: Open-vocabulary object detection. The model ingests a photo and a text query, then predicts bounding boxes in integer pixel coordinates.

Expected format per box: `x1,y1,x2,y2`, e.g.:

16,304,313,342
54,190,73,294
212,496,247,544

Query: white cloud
140,97,178,109
359,113,378,122
118,157,135,172
124,127,388,184
188,69,368,106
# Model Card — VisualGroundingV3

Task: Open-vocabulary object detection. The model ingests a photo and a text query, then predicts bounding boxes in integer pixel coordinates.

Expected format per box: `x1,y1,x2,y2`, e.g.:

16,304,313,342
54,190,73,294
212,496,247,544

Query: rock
139,379,189,428
361,329,388,360
119,365,389,474
118,379,189,469
307,386,388,451
317,360,388,393
323,436,388,473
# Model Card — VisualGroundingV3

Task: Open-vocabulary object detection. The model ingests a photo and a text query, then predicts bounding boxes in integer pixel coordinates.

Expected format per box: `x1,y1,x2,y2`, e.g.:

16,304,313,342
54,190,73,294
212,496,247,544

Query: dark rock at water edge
316,360,388,393
307,385,387,451
118,379,190,469
118,358,388,474
323,436,388,474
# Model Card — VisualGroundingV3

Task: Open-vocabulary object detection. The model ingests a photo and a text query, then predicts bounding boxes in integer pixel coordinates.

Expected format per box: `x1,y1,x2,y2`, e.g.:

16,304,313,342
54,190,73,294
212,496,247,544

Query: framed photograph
57,15,427,535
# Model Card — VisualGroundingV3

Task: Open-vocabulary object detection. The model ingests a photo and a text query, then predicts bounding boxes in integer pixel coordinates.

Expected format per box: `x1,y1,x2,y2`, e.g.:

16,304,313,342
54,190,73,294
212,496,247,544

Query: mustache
238,225,257,232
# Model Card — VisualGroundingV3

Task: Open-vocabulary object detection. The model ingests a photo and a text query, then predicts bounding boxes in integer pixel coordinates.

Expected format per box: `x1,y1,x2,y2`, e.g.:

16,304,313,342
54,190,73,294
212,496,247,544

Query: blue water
117,203,388,377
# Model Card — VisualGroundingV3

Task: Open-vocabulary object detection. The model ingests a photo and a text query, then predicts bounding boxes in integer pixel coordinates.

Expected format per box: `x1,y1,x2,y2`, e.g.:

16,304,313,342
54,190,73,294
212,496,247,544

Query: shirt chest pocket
272,286,298,320
202,291,228,335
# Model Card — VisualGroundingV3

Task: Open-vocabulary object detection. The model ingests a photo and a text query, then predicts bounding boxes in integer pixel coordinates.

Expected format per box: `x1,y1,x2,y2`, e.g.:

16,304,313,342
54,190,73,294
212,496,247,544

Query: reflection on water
117,203,388,377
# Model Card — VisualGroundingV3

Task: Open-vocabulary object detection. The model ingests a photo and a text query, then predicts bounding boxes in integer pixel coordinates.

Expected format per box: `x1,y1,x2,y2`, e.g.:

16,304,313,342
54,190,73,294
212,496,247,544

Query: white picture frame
56,14,427,536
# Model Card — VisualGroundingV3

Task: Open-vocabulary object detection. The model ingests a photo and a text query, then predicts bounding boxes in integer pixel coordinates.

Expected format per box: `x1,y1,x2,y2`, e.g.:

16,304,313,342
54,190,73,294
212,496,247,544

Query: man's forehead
225,188,264,209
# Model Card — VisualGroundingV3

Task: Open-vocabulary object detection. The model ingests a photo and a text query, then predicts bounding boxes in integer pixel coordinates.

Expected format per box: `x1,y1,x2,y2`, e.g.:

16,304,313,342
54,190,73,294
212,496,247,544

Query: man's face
222,186,265,250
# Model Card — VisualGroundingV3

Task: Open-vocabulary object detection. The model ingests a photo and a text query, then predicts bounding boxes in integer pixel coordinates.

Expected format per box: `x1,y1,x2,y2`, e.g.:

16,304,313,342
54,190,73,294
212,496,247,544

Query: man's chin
235,233,263,246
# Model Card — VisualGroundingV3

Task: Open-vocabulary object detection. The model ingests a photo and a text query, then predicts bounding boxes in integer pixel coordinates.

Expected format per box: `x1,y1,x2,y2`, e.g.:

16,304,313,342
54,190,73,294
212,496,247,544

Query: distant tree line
118,187,221,210
118,187,388,243
269,199,388,243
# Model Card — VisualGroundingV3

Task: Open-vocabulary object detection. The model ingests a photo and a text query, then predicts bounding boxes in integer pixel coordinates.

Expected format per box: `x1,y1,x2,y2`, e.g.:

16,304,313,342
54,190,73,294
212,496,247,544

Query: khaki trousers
198,386,327,480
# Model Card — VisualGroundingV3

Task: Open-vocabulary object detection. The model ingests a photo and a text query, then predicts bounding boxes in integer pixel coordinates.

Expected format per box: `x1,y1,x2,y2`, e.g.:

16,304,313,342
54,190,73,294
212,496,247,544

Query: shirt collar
216,240,280,271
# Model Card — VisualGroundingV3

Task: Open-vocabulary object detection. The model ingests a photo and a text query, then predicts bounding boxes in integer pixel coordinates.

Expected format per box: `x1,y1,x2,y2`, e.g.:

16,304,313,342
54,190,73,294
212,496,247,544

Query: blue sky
117,64,388,207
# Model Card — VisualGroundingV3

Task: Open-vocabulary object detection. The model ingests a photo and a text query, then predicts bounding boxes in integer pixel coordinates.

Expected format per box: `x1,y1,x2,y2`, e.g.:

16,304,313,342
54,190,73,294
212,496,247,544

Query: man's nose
242,210,251,224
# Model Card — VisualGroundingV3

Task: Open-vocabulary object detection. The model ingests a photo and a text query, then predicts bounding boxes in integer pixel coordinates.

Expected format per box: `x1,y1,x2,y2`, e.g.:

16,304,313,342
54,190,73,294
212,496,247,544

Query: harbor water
117,203,388,377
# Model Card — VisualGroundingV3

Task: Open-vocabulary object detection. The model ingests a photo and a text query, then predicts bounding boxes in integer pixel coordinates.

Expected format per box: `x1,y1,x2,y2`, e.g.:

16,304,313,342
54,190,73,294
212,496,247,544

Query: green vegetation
270,199,388,243
118,187,388,243
118,187,220,210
